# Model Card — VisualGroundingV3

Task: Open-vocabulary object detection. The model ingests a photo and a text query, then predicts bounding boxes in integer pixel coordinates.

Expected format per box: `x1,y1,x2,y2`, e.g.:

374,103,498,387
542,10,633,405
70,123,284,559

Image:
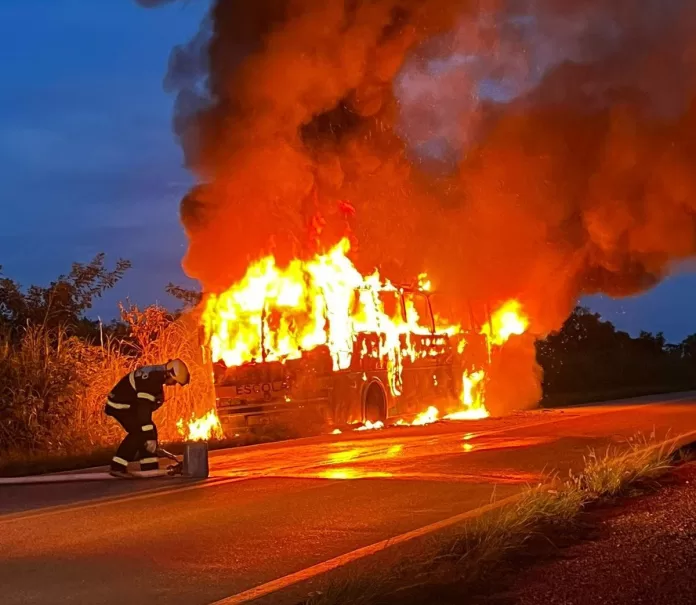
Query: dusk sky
1,0,695,342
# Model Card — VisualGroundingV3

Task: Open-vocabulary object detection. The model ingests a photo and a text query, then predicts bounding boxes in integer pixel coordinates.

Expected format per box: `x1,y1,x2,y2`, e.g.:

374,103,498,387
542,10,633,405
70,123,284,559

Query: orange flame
482,300,529,346
177,410,224,442
444,370,488,420
194,239,531,432
411,405,440,426
203,237,456,398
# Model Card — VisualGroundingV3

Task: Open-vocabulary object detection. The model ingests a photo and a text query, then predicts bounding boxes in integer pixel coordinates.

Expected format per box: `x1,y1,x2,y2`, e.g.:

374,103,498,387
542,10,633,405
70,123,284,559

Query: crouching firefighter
105,359,190,478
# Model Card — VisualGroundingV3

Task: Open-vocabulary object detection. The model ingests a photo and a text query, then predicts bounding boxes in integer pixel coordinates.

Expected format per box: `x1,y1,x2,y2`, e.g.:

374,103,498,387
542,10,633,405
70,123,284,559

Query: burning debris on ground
176,409,224,442
137,0,696,432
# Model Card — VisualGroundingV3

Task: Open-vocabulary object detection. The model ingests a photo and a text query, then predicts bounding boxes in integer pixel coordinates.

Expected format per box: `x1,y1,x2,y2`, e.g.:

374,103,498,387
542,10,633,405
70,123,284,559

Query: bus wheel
364,383,386,424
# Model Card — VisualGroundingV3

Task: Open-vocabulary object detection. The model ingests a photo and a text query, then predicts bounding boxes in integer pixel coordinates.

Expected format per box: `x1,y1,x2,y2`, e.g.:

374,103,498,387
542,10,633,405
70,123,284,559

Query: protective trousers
109,408,159,472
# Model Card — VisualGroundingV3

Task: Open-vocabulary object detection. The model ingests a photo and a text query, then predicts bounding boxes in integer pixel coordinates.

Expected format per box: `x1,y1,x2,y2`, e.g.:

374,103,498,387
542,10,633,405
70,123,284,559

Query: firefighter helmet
165,359,190,386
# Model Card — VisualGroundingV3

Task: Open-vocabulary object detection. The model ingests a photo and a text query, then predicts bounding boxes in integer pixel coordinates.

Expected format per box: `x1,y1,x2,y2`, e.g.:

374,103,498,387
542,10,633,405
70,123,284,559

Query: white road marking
206,490,542,605
0,473,119,485
0,469,170,485
3,401,691,523
0,409,582,520
0,477,249,524
207,426,696,605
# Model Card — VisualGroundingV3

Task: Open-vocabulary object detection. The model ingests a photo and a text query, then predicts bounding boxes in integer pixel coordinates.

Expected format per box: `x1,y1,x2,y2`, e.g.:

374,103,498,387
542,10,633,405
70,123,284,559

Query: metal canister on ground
183,441,209,478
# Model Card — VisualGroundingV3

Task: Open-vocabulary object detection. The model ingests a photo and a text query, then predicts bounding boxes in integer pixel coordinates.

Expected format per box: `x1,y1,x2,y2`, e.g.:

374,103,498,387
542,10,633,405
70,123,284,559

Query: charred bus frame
208,284,489,432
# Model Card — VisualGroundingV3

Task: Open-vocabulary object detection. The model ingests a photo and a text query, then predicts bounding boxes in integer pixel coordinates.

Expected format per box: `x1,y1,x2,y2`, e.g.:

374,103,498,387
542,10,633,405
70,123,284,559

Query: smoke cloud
148,0,696,411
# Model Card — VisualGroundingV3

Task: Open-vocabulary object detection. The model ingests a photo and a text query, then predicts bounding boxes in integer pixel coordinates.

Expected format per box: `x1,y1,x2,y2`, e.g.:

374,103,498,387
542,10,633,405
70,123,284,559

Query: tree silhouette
165,282,202,311
537,306,696,403
682,333,696,360
0,254,131,337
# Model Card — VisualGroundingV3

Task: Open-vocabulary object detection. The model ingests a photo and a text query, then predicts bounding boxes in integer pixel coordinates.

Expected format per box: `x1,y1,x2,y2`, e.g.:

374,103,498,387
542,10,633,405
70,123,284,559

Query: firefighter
105,359,190,478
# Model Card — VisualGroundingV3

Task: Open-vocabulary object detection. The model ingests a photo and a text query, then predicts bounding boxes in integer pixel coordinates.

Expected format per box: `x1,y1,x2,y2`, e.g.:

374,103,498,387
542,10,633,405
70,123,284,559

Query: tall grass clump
0,303,214,464
1,325,85,453
118,303,214,441
568,433,675,497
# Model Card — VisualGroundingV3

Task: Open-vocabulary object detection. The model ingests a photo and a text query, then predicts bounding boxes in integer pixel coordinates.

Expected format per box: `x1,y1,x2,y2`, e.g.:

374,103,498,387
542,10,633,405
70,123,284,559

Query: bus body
211,287,488,432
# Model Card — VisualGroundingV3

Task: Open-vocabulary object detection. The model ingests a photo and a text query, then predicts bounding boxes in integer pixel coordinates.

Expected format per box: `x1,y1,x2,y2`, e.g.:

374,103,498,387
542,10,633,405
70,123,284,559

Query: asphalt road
2,392,696,605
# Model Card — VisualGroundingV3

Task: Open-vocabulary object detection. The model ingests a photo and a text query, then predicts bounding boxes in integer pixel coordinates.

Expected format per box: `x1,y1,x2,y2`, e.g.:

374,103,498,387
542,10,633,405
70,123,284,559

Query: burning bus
198,238,525,435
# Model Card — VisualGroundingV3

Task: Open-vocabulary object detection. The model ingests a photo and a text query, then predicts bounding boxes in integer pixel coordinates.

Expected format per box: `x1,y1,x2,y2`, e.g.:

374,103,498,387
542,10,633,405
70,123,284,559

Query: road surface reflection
209,425,554,483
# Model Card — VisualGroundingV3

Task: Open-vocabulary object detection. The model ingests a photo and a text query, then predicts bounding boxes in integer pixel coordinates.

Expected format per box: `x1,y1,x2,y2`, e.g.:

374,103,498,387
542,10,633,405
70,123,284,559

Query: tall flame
203,237,457,399
444,370,488,421
184,240,531,435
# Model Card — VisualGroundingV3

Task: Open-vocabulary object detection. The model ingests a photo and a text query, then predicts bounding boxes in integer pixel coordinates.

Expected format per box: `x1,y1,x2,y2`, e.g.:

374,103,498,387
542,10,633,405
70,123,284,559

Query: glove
144,440,157,454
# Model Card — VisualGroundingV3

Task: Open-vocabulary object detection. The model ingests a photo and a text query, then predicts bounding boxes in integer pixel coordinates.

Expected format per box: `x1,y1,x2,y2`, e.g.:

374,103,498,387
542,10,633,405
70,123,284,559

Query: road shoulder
483,462,696,605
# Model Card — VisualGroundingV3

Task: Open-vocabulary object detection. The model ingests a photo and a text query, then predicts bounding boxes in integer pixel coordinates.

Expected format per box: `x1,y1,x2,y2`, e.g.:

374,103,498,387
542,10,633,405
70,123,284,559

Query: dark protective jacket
105,365,168,439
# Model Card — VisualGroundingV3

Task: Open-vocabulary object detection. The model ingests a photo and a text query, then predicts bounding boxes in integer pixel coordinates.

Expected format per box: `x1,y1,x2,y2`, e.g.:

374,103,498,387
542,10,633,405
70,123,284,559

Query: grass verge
0,421,307,477
303,434,688,605
0,447,116,478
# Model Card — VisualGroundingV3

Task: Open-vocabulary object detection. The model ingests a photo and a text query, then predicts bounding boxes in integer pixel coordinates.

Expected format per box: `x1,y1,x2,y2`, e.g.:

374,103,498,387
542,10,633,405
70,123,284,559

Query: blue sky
0,0,205,316
1,1,695,342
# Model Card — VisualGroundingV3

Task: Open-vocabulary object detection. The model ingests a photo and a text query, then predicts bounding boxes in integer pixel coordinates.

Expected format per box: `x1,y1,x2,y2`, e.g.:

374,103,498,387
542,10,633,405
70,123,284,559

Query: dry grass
304,487,586,605
304,434,679,605
120,307,215,442
0,305,215,468
0,325,123,455
567,433,675,498
0,447,116,478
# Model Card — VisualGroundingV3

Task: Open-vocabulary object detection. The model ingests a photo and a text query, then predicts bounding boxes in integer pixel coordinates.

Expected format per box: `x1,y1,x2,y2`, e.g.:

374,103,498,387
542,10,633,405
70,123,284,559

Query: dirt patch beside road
487,462,696,605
